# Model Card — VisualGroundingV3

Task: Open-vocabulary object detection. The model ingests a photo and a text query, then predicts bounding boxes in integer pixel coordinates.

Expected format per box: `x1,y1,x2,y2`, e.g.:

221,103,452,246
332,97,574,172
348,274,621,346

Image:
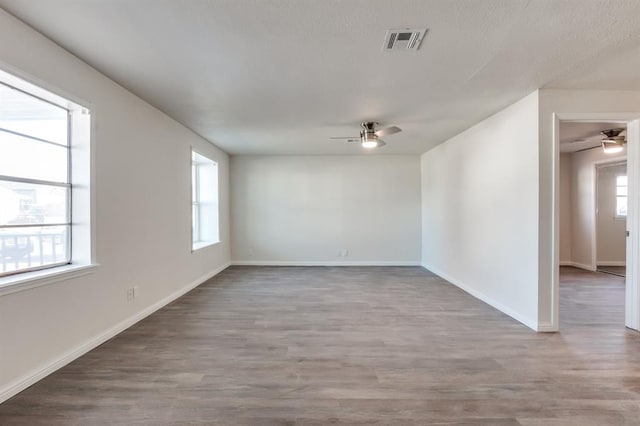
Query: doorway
557,119,634,329
596,162,627,277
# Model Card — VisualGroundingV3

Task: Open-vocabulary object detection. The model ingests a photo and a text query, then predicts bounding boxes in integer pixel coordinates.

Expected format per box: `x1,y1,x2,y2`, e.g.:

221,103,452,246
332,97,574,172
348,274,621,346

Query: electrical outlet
337,248,349,257
126,286,138,302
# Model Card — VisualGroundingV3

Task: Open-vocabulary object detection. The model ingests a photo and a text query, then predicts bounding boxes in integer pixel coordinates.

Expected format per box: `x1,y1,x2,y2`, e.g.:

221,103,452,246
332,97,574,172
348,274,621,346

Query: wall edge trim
231,260,421,266
536,322,557,332
596,261,626,267
560,261,597,271
421,263,538,331
0,261,231,404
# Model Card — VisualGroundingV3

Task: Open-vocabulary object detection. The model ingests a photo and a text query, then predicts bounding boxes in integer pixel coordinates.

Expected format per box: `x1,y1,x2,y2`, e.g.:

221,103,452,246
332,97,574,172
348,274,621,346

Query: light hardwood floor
1,266,639,425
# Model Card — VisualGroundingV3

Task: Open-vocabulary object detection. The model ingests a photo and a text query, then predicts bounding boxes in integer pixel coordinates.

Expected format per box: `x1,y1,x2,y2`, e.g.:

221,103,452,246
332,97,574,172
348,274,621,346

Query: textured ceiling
1,0,640,155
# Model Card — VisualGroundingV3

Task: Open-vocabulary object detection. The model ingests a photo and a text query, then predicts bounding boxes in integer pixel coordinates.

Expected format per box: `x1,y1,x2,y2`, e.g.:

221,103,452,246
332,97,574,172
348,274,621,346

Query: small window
191,150,219,250
616,175,628,219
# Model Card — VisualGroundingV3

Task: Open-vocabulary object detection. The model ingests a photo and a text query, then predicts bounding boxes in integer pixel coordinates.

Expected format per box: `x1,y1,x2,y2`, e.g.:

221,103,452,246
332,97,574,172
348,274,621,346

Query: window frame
191,149,220,251
0,67,96,296
0,81,73,277
615,174,628,220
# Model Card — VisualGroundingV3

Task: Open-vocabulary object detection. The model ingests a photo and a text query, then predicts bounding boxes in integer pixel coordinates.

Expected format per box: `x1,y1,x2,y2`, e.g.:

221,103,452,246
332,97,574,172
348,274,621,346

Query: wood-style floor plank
1,266,640,425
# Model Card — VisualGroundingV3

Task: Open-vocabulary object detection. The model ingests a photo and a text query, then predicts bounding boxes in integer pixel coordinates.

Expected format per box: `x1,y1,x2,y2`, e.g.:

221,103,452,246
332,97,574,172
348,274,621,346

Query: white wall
231,155,421,264
538,89,640,329
566,148,627,269
597,162,627,265
560,148,627,268
0,10,230,401
421,91,540,329
559,153,572,263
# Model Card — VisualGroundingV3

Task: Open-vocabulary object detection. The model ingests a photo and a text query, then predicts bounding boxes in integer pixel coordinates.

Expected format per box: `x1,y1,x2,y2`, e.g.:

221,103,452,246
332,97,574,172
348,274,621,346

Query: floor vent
383,28,428,51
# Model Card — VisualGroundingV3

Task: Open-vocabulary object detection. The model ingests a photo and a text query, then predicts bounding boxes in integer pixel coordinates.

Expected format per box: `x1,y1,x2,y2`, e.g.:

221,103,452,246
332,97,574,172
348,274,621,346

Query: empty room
2,1,640,424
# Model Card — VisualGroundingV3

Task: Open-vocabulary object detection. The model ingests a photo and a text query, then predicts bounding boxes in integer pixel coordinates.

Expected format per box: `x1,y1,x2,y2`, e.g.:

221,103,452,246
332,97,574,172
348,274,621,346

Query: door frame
594,160,628,272
553,113,640,331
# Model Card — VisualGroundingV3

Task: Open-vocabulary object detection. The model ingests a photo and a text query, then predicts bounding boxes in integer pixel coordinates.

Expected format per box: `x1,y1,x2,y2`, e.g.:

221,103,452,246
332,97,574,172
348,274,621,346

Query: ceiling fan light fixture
600,129,626,154
361,130,379,148
601,139,625,154
361,133,386,149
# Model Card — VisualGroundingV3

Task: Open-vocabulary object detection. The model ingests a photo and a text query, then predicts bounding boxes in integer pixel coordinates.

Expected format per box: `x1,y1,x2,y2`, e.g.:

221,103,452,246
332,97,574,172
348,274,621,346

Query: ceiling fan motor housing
361,122,378,141
601,128,625,138
600,128,626,153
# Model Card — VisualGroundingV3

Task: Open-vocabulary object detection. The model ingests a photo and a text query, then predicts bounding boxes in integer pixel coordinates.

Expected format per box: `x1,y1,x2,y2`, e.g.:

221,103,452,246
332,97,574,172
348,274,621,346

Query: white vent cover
383,28,428,51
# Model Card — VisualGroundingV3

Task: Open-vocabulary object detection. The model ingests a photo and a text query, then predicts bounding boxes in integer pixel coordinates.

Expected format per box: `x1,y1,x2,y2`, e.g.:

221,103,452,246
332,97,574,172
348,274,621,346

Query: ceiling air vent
383,28,428,51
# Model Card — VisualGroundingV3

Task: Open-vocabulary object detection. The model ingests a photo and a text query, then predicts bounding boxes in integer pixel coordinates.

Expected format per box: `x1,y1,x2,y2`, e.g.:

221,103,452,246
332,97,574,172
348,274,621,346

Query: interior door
625,120,640,330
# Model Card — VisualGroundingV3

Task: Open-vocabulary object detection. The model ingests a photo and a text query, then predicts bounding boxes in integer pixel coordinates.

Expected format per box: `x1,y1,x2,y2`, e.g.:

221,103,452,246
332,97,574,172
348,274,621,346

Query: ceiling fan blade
330,136,359,139
375,126,401,138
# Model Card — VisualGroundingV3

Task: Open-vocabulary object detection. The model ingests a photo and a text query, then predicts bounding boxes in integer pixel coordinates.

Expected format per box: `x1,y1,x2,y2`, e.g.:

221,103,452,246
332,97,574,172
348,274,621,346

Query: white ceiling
2,0,640,155
559,121,626,153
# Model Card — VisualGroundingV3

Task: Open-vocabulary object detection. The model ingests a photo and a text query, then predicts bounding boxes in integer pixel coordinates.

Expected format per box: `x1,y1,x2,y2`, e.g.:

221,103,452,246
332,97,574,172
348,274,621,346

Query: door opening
596,162,627,277
556,119,635,330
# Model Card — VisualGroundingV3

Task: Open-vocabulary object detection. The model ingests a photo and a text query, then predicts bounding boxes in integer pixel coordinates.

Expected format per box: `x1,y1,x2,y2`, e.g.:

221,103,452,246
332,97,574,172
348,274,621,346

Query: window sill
192,240,221,252
0,263,98,297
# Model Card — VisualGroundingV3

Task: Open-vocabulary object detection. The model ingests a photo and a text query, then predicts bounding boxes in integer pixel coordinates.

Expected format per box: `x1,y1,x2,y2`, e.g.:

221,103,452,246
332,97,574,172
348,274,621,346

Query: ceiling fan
331,121,402,148
601,128,626,154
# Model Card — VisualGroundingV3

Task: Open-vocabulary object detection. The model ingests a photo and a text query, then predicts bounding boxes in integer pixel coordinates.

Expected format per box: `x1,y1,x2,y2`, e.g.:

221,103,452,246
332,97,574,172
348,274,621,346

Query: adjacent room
2,1,640,424
558,121,629,328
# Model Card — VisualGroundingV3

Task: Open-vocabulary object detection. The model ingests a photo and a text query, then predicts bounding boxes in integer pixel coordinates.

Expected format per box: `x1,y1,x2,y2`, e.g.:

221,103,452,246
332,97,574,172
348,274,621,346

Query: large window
0,83,71,276
191,150,219,250
616,175,628,219
0,69,91,283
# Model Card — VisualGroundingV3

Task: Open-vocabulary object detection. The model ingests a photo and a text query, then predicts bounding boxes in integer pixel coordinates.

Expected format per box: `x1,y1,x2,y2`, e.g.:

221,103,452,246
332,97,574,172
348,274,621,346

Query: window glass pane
192,206,199,242
192,163,197,201
617,196,628,217
0,131,68,182
0,180,68,226
617,175,628,186
191,150,219,248
0,225,69,276
617,186,628,197
0,83,68,145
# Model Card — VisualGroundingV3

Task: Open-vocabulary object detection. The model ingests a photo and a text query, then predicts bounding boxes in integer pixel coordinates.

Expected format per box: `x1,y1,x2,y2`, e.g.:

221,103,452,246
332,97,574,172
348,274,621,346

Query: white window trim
615,173,628,220
0,263,98,296
0,66,96,296
192,240,220,252
191,149,220,251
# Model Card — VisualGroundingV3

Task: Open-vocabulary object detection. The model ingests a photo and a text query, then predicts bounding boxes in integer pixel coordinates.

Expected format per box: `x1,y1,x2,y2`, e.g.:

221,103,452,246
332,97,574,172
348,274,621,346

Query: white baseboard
421,263,538,332
597,261,626,267
231,260,421,266
560,261,596,271
0,262,231,405
536,322,557,332
562,260,626,270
